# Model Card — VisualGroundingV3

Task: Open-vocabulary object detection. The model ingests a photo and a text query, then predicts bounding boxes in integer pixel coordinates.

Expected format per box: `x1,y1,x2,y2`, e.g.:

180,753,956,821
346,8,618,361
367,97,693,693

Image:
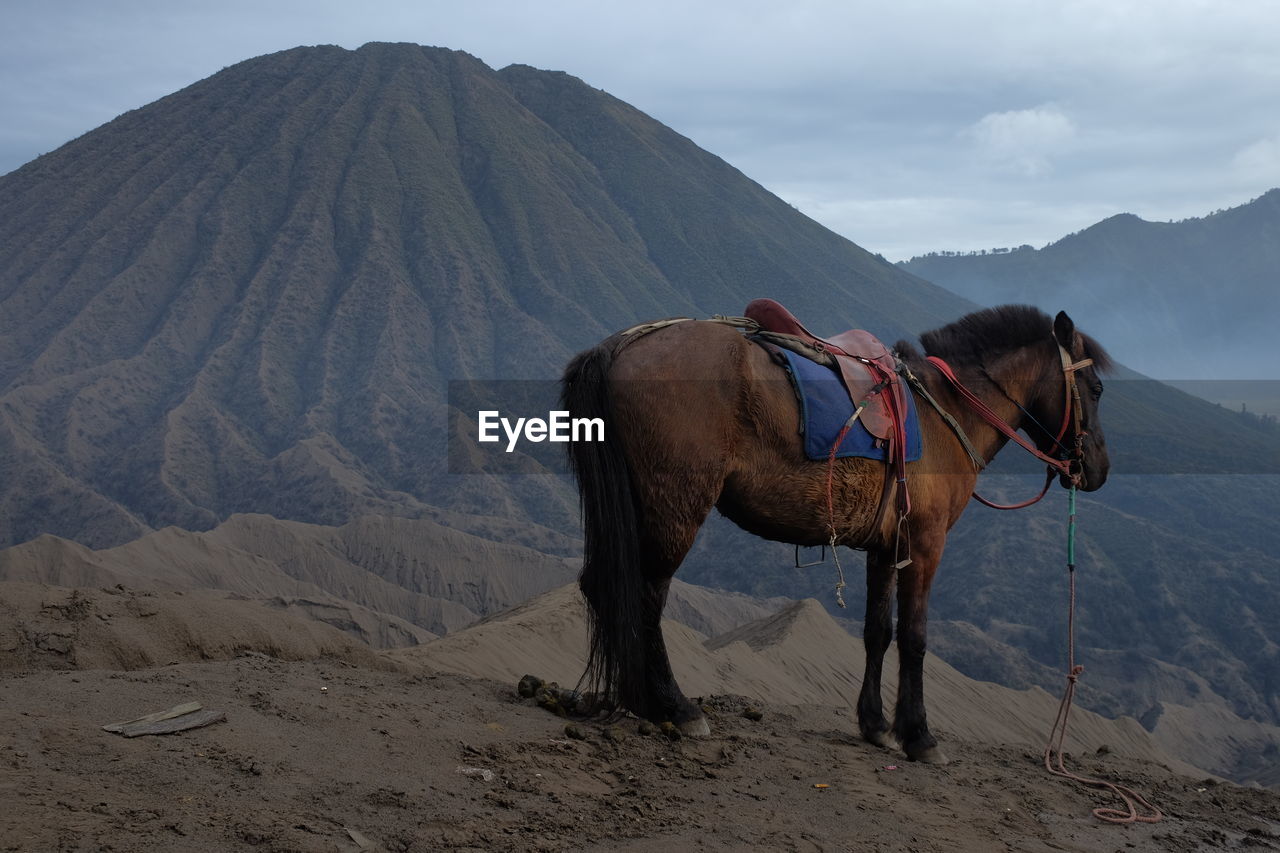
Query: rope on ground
1044,488,1163,824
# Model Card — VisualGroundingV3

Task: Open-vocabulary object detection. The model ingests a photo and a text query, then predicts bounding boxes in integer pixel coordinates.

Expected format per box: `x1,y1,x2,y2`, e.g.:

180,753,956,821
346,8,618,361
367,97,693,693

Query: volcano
0,42,972,549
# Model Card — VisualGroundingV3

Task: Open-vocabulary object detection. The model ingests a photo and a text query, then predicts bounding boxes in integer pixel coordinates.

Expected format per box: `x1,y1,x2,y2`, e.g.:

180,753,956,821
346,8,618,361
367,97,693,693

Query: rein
923,344,1093,509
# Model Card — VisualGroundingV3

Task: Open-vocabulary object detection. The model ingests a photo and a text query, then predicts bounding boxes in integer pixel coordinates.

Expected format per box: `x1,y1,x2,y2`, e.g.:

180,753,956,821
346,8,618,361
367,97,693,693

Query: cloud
3,1,1279,254
964,106,1076,176
1233,135,1280,184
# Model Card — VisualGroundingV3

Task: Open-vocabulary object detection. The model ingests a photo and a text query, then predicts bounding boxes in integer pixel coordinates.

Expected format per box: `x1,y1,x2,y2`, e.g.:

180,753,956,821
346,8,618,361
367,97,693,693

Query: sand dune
0,513,582,645
5,512,1277,786
0,582,402,672
399,583,1203,775
0,514,787,650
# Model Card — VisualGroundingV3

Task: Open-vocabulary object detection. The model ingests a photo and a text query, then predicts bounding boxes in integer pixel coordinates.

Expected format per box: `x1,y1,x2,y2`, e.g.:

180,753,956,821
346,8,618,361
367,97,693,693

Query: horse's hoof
907,745,949,765
863,730,894,749
678,716,711,738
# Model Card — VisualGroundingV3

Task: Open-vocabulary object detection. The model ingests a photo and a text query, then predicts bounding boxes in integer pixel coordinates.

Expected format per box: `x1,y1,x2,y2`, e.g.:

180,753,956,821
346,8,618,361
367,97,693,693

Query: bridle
923,341,1095,509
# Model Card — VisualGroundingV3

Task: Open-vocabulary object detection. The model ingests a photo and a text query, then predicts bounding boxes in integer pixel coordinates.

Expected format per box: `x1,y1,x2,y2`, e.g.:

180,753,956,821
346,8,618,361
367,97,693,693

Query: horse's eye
1091,382,1104,399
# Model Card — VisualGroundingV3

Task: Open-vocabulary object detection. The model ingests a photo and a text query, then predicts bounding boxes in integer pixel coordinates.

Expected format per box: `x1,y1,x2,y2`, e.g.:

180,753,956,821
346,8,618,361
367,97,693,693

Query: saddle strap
901,365,985,470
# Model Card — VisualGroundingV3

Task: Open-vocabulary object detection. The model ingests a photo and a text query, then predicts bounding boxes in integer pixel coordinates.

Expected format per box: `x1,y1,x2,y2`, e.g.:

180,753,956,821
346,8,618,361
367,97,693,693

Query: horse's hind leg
857,549,896,747
570,326,733,736
624,451,725,734
636,571,709,735
632,507,716,732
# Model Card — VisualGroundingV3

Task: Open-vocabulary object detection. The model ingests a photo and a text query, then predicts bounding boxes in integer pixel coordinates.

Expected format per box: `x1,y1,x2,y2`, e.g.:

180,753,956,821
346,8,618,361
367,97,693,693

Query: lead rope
1044,486,1163,824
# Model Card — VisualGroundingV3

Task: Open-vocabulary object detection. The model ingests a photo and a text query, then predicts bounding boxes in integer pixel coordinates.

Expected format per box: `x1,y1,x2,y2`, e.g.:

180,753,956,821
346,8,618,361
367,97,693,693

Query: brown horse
561,305,1112,763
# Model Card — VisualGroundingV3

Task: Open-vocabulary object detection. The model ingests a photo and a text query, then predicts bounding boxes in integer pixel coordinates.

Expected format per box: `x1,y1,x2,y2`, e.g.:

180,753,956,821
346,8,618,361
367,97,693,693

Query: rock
535,688,565,717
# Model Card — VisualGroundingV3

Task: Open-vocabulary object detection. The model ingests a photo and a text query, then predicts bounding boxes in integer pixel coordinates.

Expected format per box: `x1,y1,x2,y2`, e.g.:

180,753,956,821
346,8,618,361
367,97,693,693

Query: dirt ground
2,656,1278,852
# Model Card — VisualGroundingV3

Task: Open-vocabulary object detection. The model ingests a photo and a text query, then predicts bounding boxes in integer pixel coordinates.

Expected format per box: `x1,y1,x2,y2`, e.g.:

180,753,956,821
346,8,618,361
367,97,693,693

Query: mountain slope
0,42,971,550
8,655,1276,850
899,191,1280,379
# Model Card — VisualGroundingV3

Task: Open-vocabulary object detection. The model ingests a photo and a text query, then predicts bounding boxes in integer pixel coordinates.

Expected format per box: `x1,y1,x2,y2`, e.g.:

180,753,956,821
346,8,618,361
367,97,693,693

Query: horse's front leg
894,530,948,764
857,549,896,747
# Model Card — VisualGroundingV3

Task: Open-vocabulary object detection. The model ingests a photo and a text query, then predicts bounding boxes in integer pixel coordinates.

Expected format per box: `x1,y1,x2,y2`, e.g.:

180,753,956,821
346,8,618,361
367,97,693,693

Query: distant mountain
0,42,972,550
899,191,1280,380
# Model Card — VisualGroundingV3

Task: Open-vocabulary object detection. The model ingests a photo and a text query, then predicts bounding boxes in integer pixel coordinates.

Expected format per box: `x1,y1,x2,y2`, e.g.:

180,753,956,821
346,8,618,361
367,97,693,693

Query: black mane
910,305,1113,373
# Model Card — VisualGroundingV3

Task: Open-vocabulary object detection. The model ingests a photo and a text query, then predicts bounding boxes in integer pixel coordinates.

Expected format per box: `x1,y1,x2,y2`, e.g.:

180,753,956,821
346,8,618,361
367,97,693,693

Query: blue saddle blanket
780,348,923,462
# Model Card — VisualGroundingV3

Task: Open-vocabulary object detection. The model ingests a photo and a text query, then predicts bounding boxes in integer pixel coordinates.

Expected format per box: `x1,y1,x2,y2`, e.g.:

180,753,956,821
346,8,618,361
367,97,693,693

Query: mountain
888,192,1280,756
0,42,972,550
2,41,1275,551
899,191,1280,380
4,41,1280,785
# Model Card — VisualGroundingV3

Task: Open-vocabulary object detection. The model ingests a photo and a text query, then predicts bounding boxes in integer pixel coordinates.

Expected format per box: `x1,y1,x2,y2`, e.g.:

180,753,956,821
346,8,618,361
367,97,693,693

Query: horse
560,304,1112,763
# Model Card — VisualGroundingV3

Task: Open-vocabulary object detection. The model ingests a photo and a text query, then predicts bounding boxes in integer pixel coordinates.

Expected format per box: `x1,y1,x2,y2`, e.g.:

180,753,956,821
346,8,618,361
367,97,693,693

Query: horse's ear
1053,311,1075,350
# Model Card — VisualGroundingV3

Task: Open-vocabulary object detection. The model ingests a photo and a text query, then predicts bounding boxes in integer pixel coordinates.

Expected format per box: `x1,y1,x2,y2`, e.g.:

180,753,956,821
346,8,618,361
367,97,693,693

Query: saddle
745,298,913,519
745,299,907,442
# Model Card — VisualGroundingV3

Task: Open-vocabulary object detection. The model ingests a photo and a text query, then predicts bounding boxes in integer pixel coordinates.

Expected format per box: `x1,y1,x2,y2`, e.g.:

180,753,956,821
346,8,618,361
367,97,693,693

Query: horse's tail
560,337,647,716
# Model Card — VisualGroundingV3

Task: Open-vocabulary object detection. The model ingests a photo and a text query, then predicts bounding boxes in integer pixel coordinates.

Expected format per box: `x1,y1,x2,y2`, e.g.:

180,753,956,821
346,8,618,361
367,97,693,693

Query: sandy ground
2,656,1278,853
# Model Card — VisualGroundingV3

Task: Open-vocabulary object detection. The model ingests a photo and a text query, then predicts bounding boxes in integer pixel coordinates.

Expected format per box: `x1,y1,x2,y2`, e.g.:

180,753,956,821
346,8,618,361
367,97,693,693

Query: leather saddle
744,298,907,443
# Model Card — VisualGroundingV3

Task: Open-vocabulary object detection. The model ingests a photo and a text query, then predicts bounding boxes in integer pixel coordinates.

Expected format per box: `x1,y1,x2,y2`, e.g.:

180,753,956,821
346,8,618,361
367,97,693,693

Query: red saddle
745,298,907,443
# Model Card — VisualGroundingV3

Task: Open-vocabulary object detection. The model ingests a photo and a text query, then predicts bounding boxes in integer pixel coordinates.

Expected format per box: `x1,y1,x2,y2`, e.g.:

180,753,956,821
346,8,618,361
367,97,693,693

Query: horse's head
1034,311,1111,491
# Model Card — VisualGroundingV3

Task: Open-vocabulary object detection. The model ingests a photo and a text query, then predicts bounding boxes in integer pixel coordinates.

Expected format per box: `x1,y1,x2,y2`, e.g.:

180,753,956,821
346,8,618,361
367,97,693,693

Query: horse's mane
899,305,1113,373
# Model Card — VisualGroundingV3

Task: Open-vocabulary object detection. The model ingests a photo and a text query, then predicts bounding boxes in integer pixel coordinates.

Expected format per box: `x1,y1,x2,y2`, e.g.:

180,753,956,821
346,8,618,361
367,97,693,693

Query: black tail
560,338,648,716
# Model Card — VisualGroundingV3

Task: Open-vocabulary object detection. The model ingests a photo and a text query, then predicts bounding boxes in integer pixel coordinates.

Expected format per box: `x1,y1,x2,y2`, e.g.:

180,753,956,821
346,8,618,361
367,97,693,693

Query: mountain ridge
899,189,1280,379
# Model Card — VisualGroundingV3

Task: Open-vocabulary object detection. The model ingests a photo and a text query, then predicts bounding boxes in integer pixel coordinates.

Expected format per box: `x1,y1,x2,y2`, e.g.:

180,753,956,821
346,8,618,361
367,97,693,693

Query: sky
3,0,1279,261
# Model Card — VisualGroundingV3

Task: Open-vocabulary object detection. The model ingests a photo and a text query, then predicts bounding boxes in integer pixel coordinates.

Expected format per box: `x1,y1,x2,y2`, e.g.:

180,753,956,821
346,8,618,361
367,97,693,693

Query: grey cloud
2,0,1278,258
